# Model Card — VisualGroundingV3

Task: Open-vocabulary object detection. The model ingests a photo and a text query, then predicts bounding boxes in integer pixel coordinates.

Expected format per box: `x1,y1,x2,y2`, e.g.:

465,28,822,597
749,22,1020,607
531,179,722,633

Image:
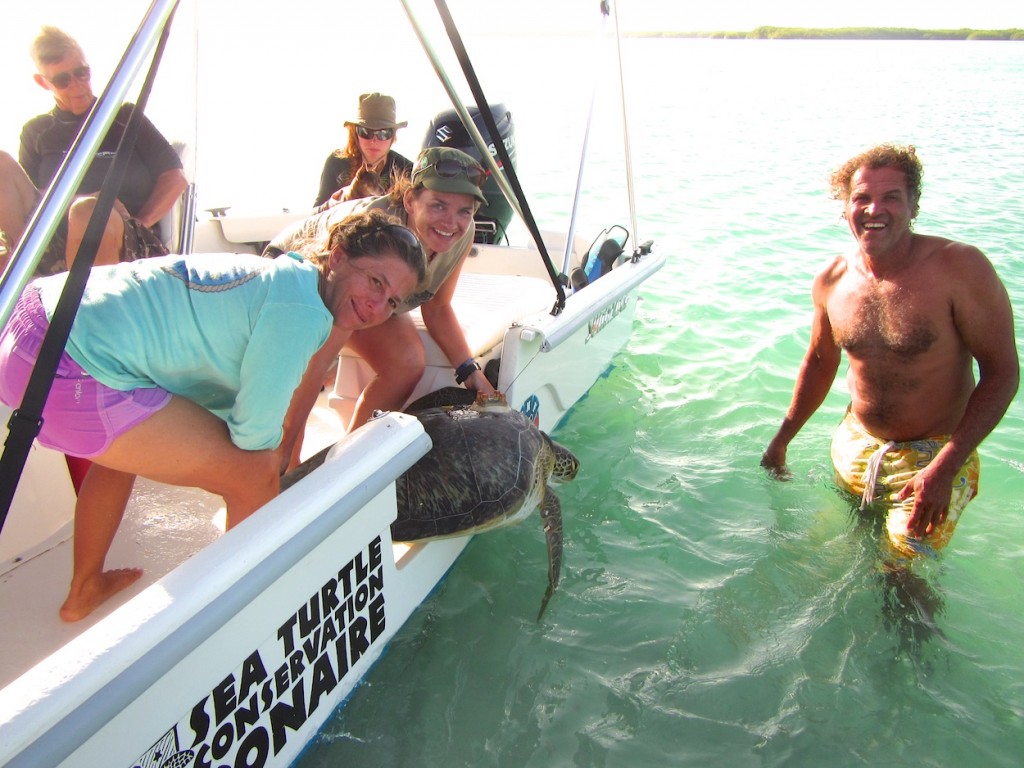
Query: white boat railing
537,254,664,352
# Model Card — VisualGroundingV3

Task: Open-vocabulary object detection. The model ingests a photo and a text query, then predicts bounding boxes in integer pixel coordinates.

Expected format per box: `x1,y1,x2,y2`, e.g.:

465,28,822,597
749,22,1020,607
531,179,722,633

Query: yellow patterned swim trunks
830,409,979,558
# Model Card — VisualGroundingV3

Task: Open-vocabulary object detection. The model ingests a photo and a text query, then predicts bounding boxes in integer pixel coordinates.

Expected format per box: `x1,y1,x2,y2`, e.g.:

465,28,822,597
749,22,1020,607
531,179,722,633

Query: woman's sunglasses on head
415,159,487,186
45,65,91,90
356,126,395,142
360,223,422,252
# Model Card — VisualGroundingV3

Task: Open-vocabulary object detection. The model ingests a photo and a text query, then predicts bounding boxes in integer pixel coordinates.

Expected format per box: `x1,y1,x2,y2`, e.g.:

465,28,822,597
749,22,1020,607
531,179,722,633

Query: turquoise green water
296,39,1024,767
3,12,1021,763
296,37,1024,768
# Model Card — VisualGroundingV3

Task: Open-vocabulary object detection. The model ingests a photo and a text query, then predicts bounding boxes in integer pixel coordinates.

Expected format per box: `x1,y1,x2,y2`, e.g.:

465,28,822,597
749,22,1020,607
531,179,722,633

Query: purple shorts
0,286,171,458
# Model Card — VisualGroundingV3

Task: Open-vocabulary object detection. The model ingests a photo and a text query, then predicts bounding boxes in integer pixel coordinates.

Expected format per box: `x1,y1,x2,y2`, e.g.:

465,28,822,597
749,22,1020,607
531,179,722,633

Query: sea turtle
395,388,580,619
279,388,580,619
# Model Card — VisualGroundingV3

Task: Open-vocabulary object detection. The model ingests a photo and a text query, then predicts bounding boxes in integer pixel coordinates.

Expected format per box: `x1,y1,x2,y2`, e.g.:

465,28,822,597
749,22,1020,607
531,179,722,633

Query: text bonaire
132,537,387,768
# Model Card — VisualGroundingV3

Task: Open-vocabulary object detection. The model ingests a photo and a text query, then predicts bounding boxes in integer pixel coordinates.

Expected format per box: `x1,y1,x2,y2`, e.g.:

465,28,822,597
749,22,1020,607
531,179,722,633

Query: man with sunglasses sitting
313,93,413,210
1,25,187,276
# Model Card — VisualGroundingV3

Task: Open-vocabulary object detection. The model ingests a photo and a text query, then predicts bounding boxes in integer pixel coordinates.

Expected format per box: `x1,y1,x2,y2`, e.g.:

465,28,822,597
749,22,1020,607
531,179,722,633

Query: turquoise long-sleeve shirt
36,252,332,451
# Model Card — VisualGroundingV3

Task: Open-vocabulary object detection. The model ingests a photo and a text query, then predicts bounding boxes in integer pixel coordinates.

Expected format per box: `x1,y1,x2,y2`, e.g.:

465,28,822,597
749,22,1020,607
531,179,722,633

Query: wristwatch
454,358,481,385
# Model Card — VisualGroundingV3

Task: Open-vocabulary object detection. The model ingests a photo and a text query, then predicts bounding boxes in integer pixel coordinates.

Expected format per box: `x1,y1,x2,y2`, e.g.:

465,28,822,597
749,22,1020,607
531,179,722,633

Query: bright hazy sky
2,0,1018,150
4,0,1020,43
618,0,1020,32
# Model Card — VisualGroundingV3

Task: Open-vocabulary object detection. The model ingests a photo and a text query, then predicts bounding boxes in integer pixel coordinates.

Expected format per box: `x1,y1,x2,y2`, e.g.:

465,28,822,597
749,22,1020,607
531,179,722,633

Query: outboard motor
422,104,515,244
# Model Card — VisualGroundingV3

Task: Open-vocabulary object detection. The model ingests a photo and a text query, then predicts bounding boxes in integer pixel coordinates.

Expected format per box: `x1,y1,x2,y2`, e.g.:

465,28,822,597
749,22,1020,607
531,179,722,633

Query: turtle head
472,390,510,413
550,441,580,483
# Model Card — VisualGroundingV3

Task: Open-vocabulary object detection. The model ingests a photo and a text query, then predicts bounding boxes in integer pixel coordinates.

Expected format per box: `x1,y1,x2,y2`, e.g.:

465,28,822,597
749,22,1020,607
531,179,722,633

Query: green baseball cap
412,147,488,206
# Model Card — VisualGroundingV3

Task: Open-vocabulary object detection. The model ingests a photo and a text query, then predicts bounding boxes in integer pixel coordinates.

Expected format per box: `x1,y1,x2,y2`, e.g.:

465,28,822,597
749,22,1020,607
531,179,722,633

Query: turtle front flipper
536,486,564,621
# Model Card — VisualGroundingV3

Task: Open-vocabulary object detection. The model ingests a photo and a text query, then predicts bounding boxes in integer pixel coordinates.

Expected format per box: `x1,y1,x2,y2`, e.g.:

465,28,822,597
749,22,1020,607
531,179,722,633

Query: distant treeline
629,27,1024,41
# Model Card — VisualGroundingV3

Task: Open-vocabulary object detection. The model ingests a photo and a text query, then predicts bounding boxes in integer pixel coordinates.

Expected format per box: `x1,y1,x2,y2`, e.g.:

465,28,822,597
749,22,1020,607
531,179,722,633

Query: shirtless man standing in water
762,144,1018,556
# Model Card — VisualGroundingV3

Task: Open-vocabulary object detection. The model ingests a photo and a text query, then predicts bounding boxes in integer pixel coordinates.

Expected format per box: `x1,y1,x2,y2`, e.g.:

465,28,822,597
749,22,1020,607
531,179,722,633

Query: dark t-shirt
19,102,182,218
313,149,413,208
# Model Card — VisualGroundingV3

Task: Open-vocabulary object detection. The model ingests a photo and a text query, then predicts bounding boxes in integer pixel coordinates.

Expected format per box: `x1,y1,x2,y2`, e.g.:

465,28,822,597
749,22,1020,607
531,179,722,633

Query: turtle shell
393,404,555,541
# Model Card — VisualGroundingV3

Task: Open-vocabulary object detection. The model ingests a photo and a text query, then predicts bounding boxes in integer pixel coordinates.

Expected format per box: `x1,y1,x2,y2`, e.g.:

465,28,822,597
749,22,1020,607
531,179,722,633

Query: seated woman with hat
313,92,414,209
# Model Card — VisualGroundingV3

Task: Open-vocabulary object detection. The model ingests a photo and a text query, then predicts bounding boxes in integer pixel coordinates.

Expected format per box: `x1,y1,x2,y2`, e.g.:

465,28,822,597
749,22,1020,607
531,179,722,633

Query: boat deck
0,397,346,690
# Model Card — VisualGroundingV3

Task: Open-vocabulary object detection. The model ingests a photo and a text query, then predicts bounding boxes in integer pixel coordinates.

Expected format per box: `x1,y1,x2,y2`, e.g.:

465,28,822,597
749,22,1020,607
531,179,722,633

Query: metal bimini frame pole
398,0,523,221
610,0,644,257
400,0,568,315
562,2,613,280
0,0,180,328
0,0,180,528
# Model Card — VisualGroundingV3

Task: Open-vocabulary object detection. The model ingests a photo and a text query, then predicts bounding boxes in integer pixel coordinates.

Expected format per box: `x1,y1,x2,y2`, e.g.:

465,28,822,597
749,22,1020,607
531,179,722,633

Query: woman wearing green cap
267,146,496,436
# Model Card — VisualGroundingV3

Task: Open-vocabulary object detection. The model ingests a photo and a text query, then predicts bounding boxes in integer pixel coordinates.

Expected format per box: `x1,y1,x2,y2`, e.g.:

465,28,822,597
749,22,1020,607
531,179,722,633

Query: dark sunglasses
45,65,91,90
356,126,395,142
414,158,487,187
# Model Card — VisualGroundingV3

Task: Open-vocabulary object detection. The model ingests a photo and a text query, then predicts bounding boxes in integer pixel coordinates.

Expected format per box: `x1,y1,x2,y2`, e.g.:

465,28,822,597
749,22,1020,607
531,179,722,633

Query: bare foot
59,567,144,622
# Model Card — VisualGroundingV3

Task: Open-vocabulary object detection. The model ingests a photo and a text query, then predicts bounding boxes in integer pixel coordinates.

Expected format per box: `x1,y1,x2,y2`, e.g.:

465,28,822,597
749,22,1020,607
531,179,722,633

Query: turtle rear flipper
536,486,563,622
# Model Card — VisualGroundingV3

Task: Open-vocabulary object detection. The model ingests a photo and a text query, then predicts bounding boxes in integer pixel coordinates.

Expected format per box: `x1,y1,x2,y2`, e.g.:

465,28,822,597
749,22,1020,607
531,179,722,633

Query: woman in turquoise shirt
0,209,424,622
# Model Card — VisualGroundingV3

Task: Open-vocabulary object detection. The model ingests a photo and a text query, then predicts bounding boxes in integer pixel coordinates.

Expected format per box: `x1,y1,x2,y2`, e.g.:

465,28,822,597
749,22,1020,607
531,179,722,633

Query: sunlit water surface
284,38,1024,768
2,8,1023,767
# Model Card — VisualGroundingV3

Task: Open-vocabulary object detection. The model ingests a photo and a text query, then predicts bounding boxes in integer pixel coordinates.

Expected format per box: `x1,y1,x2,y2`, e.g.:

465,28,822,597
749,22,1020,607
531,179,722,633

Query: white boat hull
0,413,477,767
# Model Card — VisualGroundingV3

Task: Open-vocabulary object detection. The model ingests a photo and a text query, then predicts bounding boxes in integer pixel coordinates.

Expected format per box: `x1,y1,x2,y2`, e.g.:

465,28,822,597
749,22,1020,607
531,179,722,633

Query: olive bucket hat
344,92,408,130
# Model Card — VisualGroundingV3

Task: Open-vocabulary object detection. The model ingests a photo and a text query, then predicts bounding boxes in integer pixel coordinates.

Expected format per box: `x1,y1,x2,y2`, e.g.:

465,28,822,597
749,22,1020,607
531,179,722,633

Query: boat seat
334,272,555,405
410,272,555,366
